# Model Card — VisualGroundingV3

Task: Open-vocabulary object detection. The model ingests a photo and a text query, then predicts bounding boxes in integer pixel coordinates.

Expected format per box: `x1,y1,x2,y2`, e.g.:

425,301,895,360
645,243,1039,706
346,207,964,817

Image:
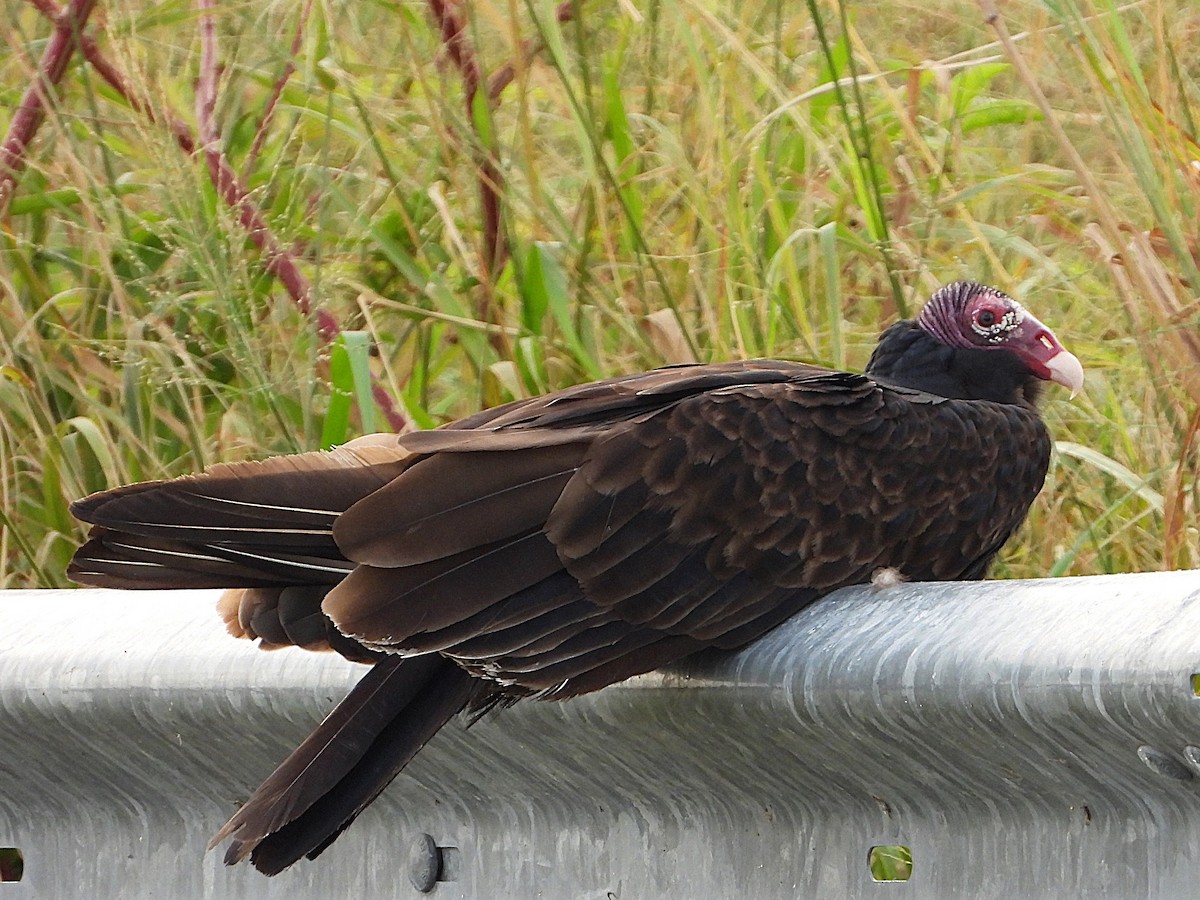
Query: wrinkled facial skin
963,290,1024,346
919,282,1084,397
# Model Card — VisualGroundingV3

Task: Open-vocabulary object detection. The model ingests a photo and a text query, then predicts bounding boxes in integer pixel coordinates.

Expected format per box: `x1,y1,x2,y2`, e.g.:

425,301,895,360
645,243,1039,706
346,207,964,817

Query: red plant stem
426,0,506,279
487,0,576,101
14,0,412,433
243,0,312,176
194,4,409,431
371,384,410,435
38,0,198,154
0,0,99,212
194,4,334,342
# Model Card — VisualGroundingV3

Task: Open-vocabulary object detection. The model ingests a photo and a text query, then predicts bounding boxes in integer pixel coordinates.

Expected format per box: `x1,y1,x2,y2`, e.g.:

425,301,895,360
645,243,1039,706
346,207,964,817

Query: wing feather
541,378,1051,657
335,445,586,566
393,571,582,655
72,446,412,540
446,599,611,659
322,531,563,645
68,445,413,587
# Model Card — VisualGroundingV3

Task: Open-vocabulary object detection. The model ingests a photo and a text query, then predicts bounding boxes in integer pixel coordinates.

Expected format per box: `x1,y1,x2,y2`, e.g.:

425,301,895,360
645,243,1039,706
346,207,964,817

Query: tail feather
67,533,293,589
211,655,482,875
71,444,412,538
68,444,413,590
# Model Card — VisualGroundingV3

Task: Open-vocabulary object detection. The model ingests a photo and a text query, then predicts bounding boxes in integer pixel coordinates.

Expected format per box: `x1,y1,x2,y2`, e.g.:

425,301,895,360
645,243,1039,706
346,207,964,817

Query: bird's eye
976,309,997,327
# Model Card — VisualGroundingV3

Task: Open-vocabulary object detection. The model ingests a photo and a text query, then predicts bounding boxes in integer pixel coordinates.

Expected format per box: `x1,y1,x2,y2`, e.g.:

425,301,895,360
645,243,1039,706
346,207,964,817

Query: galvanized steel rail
2,572,1200,898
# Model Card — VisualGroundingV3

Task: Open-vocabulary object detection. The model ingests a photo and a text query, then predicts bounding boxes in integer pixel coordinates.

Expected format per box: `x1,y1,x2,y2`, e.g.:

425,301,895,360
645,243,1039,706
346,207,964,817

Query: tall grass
0,0,1196,588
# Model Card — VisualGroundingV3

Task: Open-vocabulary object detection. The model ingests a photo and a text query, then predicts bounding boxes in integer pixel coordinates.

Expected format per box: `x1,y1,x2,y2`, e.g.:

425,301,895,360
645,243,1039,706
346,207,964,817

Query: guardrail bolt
409,833,442,893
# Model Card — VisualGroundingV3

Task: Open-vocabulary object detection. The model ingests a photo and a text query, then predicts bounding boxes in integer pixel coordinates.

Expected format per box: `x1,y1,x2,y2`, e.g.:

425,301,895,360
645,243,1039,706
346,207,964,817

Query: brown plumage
68,281,1083,875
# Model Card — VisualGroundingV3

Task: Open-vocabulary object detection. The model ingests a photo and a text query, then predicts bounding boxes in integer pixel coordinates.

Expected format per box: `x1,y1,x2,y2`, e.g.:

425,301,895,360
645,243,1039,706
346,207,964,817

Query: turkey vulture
68,280,1082,874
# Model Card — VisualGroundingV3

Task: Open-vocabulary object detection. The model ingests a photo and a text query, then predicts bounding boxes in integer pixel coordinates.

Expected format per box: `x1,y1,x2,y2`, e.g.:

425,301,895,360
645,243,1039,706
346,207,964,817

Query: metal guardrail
2,572,1200,897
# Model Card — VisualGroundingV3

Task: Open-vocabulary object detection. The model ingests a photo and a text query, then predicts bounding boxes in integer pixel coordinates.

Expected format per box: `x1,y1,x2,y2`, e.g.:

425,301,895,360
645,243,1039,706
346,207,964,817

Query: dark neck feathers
865,321,1043,407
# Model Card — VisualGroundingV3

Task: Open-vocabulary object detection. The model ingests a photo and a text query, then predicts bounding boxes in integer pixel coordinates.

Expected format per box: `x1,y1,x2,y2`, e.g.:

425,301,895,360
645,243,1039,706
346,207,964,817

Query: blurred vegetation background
1,0,1197,589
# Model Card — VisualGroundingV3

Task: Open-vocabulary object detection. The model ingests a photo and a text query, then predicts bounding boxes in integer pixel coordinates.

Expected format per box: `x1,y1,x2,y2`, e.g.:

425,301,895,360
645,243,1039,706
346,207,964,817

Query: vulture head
867,281,1084,405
